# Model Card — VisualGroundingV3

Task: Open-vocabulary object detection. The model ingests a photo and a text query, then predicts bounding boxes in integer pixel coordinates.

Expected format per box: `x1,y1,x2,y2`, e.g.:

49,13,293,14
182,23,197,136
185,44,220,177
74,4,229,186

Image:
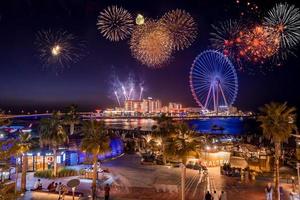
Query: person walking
265,183,273,200
219,190,227,200
104,184,110,200
205,191,212,200
57,182,62,200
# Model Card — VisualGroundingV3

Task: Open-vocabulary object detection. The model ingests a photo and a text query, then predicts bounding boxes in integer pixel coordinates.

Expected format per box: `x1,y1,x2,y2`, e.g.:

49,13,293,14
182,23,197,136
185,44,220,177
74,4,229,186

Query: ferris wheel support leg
212,85,216,113
216,83,219,115
219,84,229,108
204,84,213,110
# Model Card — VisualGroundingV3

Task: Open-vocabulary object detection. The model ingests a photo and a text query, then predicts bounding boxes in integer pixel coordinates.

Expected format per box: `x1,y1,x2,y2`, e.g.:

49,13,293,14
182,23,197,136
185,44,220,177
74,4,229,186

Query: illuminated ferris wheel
189,50,238,112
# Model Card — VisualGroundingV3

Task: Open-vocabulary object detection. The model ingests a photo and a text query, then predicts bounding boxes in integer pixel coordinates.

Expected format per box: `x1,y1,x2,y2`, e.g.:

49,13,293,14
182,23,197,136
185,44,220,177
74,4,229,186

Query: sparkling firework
160,9,197,51
239,25,280,63
110,72,145,106
35,30,84,72
263,3,300,49
97,5,134,42
210,20,243,60
130,20,173,68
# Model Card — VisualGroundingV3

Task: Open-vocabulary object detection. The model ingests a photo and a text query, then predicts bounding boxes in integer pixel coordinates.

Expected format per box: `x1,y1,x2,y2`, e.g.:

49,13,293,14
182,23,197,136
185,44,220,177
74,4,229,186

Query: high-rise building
125,100,143,112
168,102,182,113
142,97,162,113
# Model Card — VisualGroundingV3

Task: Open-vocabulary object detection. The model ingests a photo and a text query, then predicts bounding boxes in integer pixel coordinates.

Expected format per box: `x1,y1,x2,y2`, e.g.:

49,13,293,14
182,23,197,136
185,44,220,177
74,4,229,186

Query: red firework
238,25,280,63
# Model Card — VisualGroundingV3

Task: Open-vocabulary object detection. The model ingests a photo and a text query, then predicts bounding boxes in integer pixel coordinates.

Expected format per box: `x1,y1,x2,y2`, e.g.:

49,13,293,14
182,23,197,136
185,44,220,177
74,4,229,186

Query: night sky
0,0,299,113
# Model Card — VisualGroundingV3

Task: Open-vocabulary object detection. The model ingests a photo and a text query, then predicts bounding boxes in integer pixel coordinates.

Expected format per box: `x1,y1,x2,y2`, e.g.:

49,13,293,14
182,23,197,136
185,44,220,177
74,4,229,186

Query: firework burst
264,3,300,49
210,20,243,63
35,30,84,72
97,5,134,42
160,9,197,51
130,20,174,68
109,72,145,106
239,25,280,63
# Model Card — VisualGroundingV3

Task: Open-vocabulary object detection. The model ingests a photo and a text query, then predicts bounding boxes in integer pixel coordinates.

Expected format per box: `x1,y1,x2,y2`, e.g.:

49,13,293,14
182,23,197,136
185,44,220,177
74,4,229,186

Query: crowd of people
31,179,69,200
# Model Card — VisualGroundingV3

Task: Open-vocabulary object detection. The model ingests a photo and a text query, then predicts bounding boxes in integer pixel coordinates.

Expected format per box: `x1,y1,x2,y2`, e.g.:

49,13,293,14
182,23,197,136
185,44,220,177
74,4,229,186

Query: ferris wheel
189,50,238,112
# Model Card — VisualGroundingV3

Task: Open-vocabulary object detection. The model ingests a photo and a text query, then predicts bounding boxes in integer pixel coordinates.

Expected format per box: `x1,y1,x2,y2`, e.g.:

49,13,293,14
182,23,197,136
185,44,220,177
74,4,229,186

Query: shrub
34,169,53,178
34,168,78,178
57,168,78,177
78,169,86,176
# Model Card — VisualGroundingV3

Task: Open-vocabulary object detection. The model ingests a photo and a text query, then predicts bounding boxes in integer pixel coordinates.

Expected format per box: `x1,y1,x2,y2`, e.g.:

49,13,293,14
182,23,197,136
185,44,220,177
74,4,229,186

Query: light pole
180,163,186,200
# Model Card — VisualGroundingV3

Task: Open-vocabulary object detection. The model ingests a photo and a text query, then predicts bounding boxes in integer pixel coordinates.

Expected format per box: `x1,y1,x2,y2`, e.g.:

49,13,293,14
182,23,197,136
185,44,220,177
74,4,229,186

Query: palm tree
165,122,201,200
39,111,68,177
64,105,80,135
152,114,175,164
17,133,31,192
258,102,297,200
81,120,111,200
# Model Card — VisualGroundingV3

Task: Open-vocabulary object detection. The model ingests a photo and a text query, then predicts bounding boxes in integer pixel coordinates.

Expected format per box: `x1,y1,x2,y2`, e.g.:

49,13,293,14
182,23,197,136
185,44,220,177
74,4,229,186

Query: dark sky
0,0,299,112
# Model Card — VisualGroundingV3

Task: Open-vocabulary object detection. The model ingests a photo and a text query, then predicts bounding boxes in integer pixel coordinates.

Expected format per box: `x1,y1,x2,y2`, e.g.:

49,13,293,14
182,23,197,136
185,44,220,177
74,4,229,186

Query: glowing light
160,9,197,51
263,3,300,49
130,20,173,67
51,45,61,56
239,25,280,63
109,72,144,106
136,14,145,25
35,29,85,72
189,50,238,112
210,19,243,66
97,5,134,42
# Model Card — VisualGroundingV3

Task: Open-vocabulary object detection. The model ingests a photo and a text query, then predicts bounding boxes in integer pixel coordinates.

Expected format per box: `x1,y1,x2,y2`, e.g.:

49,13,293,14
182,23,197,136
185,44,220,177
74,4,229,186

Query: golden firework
160,9,197,51
35,29,85,73
97,5,134,42
130,20,174,68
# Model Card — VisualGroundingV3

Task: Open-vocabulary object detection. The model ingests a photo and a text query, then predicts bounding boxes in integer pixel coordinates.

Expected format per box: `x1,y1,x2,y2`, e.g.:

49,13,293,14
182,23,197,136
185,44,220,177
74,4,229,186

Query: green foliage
165,121,201,164
39,111,68,149
81,120,111,155
34,168,78,178
78,169,86,175
34,169,53,178
258,102,297,143
57,168,78,177
64,105,80,125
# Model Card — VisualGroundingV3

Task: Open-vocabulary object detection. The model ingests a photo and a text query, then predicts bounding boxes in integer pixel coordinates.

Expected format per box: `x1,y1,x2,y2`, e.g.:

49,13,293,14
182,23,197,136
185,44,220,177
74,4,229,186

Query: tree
0,109,10,126
17,133,31,192
81,120,111,200
0,139,21,199
39,111,68,177
64,105,80,135
165,122,201,200
258,102,297,200
152,114,175,164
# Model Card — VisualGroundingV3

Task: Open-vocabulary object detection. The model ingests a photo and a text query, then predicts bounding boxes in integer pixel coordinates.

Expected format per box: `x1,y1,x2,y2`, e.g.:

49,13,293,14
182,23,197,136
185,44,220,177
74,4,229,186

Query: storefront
25,150,67,172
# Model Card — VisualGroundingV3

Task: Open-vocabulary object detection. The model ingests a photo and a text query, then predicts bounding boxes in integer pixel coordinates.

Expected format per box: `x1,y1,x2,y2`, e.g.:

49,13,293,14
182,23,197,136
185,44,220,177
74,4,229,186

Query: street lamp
72,187,76,200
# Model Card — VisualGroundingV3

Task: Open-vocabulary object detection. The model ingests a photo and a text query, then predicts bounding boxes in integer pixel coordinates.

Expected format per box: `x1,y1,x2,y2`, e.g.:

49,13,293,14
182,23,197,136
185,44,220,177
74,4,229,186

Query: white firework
263,3,300,49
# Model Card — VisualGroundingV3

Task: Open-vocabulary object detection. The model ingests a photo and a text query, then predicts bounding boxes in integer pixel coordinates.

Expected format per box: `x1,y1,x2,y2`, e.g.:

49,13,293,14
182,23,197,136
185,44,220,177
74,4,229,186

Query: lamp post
180,163,186,200
72,187,76,200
